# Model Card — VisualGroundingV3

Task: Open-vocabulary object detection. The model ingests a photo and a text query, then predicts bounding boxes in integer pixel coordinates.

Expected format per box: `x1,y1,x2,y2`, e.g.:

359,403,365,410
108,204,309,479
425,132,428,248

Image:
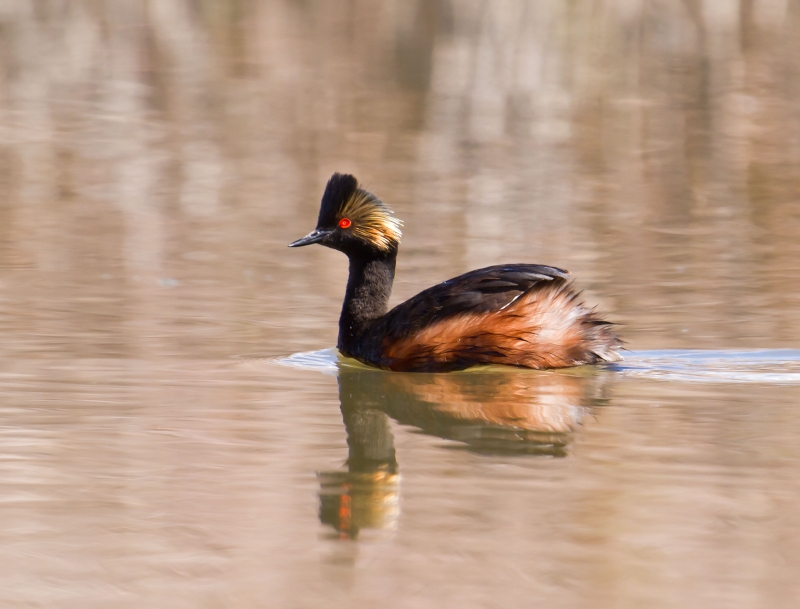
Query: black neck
338,251,396,353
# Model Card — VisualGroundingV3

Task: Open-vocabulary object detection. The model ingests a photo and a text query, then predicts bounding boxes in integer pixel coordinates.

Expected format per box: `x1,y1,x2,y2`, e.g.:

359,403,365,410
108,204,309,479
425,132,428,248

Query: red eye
338,218,352,229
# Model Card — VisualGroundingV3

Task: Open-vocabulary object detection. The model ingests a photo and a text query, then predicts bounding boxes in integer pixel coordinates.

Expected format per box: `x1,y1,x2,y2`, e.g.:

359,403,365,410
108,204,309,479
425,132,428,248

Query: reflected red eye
338,218,352,229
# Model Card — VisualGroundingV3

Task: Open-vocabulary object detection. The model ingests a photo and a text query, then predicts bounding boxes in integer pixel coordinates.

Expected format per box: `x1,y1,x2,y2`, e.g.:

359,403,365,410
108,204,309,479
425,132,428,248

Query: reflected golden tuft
340,188,403,252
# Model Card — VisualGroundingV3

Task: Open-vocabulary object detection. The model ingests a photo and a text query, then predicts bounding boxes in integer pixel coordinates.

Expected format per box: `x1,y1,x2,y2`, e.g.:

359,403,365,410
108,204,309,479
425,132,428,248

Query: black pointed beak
288,229,332,248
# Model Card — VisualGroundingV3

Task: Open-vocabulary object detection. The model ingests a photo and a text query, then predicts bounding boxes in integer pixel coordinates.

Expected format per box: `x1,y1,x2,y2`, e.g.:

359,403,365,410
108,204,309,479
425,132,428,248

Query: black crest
318,173,358,227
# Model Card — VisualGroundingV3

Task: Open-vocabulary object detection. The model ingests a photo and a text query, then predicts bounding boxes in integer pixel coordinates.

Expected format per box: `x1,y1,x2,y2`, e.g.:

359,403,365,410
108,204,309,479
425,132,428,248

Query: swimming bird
289,173,622,372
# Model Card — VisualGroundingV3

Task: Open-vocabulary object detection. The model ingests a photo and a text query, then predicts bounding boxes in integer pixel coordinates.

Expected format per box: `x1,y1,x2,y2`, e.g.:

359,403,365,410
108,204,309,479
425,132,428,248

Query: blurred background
2,0,799,357
1,2,800,608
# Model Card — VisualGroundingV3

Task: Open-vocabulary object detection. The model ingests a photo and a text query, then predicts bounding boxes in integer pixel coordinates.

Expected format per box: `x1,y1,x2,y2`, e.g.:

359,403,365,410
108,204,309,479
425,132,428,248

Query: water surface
1,1,800,608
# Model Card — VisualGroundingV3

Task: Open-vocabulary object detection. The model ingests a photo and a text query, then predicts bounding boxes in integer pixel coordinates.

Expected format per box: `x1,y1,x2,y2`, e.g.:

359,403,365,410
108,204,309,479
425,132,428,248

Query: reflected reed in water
319,363,612,538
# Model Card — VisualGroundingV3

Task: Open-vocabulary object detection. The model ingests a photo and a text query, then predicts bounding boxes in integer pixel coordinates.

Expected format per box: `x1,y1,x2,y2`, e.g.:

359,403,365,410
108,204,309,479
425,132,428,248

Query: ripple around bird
277,348,800,384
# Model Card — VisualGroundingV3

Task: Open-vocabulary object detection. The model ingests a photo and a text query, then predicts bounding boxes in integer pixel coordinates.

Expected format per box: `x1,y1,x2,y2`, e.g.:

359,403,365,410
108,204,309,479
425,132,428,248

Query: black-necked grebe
290,173,622,372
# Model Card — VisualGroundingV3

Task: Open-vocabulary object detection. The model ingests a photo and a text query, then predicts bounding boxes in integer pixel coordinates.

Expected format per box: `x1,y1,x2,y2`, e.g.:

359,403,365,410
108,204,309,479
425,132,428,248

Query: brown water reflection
2,1,800,607
320,365,610,538
346,365,609,455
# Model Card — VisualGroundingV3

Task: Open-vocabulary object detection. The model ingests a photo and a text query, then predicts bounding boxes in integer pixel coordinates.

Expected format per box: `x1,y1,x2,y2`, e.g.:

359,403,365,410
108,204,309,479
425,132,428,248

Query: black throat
338,249,397,354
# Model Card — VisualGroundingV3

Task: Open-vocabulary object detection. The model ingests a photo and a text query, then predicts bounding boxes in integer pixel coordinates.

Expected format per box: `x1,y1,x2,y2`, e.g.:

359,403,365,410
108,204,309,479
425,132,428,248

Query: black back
357,264,570,359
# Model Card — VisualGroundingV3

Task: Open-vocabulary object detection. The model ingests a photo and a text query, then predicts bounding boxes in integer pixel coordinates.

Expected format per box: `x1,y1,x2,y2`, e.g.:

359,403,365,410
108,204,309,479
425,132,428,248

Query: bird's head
289,173,402,257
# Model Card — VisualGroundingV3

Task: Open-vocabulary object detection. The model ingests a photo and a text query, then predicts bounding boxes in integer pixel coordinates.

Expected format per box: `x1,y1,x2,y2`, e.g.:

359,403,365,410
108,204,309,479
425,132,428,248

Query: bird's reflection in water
319,363,612,539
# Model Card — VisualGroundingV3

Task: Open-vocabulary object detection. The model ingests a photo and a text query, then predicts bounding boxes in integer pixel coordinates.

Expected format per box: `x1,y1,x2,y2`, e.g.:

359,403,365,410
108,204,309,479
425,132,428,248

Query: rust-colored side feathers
379,280,621,372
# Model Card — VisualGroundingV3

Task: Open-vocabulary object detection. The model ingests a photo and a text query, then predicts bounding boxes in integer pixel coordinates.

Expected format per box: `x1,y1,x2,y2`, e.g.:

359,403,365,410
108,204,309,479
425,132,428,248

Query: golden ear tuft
340,188,403,252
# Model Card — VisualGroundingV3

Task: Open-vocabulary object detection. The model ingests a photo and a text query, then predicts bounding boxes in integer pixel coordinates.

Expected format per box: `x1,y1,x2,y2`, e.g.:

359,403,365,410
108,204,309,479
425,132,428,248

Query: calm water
1,1,800,607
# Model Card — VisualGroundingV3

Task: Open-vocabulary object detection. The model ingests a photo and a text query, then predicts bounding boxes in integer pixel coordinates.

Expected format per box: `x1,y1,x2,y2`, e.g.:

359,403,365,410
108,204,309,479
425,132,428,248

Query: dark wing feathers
369,264,570,340
496,270,563,284
349,263,622,371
